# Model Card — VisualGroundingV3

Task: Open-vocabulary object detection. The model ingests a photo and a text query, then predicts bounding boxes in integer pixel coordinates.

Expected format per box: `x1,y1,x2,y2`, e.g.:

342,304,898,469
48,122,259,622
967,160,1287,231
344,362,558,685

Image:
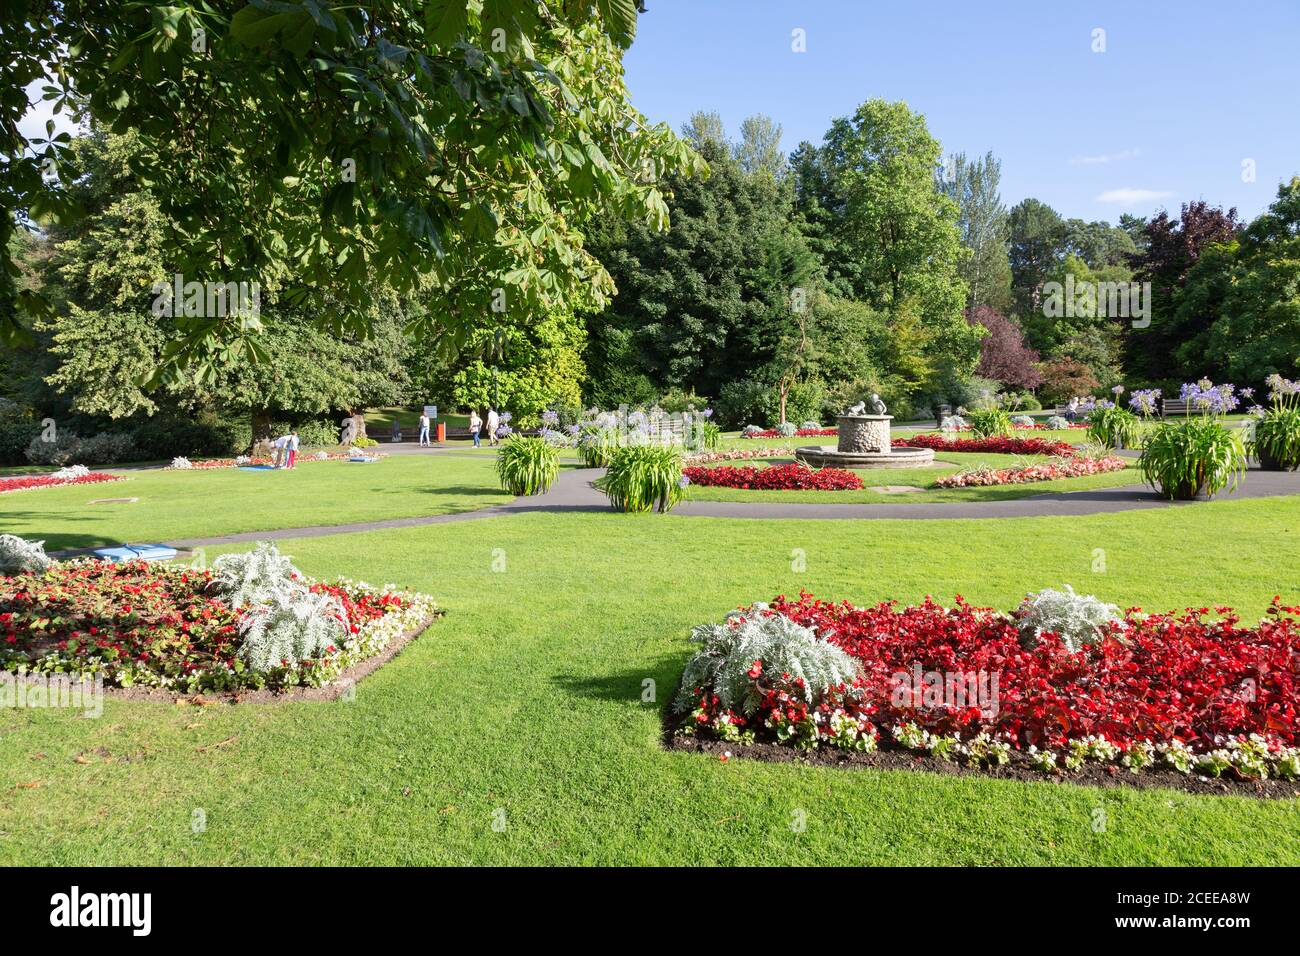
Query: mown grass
3,490,1300,865
0,455,509,550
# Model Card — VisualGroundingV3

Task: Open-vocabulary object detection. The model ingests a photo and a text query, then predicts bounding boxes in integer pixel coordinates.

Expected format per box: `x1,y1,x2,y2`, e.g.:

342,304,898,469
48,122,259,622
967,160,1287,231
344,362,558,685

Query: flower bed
740,427,837,439
0,556,437,693
683,462,864,491
673,592,1300,787
949,423,1088,431
164,450,386,470
683,446,793,465
0,472,123,495
935,454,1128,488
893,434,1075,457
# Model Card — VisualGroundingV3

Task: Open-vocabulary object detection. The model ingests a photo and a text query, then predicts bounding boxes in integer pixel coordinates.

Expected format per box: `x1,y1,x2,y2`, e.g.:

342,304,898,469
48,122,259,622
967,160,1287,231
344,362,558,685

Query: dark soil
662,710,1300,800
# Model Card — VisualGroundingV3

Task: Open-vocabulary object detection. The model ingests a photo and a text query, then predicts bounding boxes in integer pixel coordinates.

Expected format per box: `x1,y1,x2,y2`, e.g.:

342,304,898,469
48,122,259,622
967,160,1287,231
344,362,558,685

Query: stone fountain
795,395,935,469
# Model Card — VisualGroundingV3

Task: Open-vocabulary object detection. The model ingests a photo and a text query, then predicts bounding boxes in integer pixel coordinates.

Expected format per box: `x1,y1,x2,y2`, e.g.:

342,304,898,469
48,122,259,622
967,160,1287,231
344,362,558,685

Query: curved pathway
94,462,1300,556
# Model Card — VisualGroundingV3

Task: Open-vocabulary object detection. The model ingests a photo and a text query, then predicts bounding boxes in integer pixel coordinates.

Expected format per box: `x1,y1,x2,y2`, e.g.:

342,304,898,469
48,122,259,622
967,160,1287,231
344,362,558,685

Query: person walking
418,411,431,447
469,410,482,448
286,430,300,469
486,408,500,446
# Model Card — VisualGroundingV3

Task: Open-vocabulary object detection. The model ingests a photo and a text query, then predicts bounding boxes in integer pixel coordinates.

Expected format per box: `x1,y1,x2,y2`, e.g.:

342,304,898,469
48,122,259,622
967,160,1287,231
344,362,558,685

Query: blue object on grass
93,543,179,563
348,456,378,463
238,465,278,471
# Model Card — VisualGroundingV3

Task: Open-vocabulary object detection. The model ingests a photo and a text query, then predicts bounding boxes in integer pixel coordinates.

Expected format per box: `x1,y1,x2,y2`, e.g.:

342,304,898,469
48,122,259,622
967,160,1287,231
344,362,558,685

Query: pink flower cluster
935,455,1129,488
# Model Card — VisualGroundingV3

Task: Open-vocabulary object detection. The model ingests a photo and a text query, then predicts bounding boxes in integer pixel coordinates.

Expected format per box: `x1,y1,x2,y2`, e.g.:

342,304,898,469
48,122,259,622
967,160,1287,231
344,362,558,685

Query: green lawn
0,456,510,550
3,479,1300,865
364,406,470,432
686,452,1142,504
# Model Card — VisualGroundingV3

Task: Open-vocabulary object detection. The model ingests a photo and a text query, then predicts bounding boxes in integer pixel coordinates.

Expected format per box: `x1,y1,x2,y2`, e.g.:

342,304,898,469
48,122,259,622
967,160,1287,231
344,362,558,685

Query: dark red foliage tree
1037,357,1101,404
966,305,1042,390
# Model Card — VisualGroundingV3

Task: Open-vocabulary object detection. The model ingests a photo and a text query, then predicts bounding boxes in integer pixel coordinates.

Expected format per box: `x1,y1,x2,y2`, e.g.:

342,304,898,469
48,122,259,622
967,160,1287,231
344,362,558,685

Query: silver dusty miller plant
236,588,347,673
210,541,299,608
673,604,859,715
211,541,347,673
1015,585,1121,653
0,534,52,575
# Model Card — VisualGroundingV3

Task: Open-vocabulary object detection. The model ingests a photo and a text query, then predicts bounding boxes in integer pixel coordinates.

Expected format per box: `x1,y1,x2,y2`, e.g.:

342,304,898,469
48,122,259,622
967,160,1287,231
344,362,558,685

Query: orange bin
435,422,446,443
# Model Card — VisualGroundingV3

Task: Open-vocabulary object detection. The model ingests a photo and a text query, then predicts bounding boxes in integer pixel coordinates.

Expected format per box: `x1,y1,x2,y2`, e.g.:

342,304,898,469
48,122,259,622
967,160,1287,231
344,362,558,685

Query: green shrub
966,408,1013,439
1086,405,1142,449
496,436,560,496
1247,408,1300,470
25,431,138,466
782,381,824,427
595,444,684,513
715,379,774,430
1139,417,1246,500
1006,391,1042,412
0,420,42,466
129,413,249,459
656,387,711,415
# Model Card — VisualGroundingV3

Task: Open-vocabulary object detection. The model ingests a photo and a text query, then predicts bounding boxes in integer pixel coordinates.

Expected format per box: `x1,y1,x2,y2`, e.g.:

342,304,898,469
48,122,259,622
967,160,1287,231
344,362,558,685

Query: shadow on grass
551,656,686,708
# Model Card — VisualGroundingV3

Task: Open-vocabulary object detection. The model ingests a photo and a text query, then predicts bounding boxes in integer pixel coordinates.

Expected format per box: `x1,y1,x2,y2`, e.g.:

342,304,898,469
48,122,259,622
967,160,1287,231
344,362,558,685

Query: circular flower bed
683,462,864,490
674,592,1300,784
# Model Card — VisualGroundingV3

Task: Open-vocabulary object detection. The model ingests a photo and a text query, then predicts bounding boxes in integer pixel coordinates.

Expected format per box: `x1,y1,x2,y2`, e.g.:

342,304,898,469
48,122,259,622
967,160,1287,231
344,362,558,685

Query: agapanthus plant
1247,374,1300,470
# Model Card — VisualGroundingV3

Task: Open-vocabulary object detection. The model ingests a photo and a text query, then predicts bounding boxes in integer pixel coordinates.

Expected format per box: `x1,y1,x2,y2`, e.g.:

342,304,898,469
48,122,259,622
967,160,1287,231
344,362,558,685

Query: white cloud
1070,148,1141,165
1094,187,1175,204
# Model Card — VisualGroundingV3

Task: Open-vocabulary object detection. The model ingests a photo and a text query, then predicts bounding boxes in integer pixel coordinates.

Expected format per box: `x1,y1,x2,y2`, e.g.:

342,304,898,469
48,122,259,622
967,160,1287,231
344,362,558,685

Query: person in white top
486,408,500,446
271,433,291,468
418,412,430,447
469,410,483,447
287,430,300,469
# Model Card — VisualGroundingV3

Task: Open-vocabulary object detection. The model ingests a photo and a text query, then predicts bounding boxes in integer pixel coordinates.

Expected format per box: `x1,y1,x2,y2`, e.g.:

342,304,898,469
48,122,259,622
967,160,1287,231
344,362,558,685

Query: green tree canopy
1205,178,1300,384
584,135,819,401
2,1,704,379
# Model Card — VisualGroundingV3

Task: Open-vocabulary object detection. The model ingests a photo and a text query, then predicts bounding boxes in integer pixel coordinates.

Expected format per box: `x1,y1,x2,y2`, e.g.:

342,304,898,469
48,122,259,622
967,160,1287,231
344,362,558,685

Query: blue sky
623,0,1300,223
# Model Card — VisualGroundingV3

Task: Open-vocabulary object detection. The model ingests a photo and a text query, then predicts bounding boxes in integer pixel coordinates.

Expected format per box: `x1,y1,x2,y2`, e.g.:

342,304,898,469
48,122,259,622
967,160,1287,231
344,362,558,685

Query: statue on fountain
846,396,888,416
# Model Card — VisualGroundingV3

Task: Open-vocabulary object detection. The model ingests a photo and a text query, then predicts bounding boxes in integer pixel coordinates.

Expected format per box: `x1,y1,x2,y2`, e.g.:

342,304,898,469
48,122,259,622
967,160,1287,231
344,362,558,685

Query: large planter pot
1256,449,1298,471
1162,480,1211,501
